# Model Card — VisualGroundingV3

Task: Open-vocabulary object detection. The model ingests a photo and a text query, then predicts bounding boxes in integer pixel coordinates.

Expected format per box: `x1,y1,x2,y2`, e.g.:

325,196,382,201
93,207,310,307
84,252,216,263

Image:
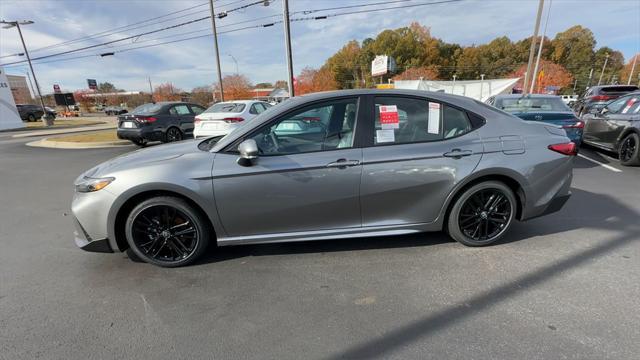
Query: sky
1,0,639,94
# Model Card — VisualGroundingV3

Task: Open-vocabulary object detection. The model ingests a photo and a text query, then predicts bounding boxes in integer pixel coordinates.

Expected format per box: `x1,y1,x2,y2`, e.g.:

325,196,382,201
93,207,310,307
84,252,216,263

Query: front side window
246,98,358,155
374,96,443,145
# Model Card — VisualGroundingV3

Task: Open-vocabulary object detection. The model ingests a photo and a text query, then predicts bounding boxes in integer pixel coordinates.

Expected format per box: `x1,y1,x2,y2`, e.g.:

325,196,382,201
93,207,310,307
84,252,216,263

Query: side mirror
588,107,600,115
237,139,258,167
600,107,609,115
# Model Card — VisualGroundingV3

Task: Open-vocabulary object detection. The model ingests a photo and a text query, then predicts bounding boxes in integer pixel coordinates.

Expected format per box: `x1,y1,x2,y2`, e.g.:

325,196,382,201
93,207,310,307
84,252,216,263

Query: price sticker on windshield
379,105,399,129
622,98,638,114
428,102,441,134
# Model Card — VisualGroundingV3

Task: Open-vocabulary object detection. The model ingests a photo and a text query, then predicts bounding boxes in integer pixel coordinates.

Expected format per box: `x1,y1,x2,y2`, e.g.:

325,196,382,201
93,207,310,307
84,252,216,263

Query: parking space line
577,154,622,173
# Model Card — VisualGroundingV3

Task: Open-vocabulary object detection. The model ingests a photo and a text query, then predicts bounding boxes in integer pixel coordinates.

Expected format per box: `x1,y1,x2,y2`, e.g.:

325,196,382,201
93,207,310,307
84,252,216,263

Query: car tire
447,181,516,247
163,127,183,143
619,132,640,166
27,114,36,122
131,139,147,147
125,196,211,267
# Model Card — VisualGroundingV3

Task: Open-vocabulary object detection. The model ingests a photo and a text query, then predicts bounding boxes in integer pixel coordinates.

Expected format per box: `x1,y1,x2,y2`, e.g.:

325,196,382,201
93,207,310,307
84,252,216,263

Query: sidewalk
12,122,115,138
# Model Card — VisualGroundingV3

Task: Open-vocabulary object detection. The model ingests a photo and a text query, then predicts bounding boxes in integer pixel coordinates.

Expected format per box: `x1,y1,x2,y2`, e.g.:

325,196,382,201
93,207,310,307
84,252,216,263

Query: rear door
359,95,483,227
169,104,194,135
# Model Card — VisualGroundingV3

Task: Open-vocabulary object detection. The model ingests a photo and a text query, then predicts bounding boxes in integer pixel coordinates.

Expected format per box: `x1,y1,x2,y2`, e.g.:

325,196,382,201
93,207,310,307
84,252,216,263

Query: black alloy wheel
619,133,640,166
447,181,516,246
125,197,210,267
28,114,36,122
165,127,183,142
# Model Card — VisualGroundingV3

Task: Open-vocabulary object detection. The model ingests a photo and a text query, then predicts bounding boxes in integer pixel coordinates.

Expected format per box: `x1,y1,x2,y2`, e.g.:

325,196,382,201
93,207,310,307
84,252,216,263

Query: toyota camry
72,90,575,267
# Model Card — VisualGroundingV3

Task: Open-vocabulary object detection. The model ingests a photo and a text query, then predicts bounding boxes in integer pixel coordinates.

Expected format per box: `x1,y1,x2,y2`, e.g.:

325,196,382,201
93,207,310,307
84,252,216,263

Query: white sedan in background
193,100,272,138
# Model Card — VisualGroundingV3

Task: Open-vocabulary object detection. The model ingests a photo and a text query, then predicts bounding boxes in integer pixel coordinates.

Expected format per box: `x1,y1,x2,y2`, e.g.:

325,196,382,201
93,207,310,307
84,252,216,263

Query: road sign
54,93,76,106
53,84,61,93
371,55,397,77
87,79,97,90
376,83,395,89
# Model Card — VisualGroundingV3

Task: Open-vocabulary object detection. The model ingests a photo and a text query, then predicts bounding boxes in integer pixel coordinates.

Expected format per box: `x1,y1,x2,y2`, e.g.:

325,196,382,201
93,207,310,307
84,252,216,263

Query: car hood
79,140,201,180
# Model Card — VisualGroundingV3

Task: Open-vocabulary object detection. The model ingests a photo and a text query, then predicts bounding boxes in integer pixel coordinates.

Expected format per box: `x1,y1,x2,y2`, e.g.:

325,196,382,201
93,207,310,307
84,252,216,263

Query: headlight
75,177,115,193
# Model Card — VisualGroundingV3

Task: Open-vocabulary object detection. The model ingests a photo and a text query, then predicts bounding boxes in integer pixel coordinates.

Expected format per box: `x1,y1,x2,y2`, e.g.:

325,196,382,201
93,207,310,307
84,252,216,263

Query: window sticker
428,102,441,134
376,129,395,143
621,98,638,114
379,105,400,129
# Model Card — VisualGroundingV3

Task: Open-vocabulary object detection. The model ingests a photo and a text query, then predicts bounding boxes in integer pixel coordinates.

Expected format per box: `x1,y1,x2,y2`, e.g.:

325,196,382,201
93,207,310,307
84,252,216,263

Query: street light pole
452,74,457,94
628,55,637,85
282,0,295,97
2,20,51,125
227,54,239,74
208,0,224,102
597,53,609,86
523,0,545,95
530,0,552,94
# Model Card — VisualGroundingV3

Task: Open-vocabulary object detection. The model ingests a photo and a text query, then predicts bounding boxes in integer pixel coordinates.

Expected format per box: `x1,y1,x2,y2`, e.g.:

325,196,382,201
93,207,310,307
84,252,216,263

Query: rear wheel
125,196,210,267
27,114,36,122
447,181,516,246
619,133,640,166
164,127,183,143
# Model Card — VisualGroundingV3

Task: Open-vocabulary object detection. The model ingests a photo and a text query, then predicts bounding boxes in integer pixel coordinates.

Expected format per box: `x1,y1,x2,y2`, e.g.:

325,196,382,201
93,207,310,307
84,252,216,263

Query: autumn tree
217,74,252,100
153,83,182,101
508,59,573,93
190,86,214,106
393,66,439,80
274,80,288,89
97,82,118,93
73,90,94,112
551,26,596,87
255,82,273,88
619,54,640,85
295,67,338,95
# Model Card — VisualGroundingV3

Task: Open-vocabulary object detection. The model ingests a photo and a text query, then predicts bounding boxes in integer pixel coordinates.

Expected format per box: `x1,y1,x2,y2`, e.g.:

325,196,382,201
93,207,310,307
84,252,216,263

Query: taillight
589,95,614,102
562,121,584,129
548,142,577,156
194,116,202,125
135,115,157,123
223,117,244,123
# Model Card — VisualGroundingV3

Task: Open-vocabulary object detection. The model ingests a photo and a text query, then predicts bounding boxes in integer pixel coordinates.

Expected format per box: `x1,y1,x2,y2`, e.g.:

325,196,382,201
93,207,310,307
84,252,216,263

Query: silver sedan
72,89,575,267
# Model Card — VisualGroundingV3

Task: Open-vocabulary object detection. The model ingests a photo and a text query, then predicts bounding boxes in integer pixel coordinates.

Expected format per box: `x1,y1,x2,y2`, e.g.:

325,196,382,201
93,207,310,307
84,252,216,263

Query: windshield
132,103,163,114
495,97,571,113
204,103,246,113
212,101,283,150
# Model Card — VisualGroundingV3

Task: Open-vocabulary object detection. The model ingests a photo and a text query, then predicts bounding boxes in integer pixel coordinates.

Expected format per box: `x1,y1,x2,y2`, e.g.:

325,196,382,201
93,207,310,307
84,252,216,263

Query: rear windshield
495,97,570,112
132,103,163,114
204,103,246,113
601,86,639,93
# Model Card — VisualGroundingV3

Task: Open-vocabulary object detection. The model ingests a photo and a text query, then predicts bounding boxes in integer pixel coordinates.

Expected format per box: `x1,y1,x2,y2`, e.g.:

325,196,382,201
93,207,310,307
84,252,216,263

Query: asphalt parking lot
1,132,639,360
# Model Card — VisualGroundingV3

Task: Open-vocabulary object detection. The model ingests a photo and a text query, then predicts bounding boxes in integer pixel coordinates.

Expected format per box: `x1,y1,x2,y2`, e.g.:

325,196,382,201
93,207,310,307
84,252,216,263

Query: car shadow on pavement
195,188,636,266
317,187,639,359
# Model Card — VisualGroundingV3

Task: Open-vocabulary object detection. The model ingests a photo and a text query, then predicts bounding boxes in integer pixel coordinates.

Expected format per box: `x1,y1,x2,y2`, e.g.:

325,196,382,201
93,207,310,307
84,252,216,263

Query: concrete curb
12,124,115,138
26,137,131,149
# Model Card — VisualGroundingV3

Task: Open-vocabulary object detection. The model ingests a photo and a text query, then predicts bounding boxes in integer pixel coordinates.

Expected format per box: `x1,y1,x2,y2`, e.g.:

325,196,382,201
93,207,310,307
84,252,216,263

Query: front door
212,97,363,237
359,95,483,227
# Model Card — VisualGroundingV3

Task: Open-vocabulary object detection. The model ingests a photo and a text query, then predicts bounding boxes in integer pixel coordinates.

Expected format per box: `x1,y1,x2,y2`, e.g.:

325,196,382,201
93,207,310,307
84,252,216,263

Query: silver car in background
193,100,272,138
72,89,575,267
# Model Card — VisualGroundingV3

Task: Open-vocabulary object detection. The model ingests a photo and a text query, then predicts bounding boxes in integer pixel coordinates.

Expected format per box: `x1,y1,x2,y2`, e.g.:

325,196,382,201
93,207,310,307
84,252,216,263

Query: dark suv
582,91,640,166
574,85,639,116
16,104,44,121
116,102,206,146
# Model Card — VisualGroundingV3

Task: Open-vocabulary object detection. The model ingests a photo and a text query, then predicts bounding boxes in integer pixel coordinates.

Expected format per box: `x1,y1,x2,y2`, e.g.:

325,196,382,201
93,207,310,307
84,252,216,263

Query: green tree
254,82,273,88
594,47,624,84
97,82,117,93
551,25,596,88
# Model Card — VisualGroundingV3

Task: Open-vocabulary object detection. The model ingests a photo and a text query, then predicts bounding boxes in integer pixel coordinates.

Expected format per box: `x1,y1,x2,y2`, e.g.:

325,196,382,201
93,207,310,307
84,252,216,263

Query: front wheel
447,181,516,246
619,133,640,166
125,196,211,267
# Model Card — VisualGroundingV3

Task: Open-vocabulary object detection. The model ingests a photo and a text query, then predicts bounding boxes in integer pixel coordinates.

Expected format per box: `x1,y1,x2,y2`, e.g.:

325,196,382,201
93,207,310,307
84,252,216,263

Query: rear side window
170,104,191,115
601,86,639,94
191,105,205,115
443,106,472,139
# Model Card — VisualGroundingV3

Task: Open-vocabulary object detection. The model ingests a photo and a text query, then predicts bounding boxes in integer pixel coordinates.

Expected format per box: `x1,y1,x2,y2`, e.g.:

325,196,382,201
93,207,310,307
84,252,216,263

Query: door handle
326,159,360,168
443,149,473,158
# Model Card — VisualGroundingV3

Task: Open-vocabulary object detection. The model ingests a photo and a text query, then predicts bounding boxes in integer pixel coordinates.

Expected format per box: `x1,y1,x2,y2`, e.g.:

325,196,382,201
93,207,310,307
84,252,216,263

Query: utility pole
572,78,578,93
587,68,594,87
208,0,224,102
1,20,51,126
480,74,485,101
227,54,239,74
597,53,609,86
628,55,637,85
530,0,552,94
148,77,154,102
282,0,295,97
523,0,545,95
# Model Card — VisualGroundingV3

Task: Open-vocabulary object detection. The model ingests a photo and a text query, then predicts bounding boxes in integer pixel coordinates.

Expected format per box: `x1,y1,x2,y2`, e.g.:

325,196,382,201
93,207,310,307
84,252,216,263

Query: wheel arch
439,169,529,229
108,185,217,252
615,127,640,151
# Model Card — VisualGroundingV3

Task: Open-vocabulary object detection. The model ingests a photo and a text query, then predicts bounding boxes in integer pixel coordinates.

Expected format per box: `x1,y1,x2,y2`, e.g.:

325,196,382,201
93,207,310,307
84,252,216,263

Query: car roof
216,100,262,104
494,94,560,99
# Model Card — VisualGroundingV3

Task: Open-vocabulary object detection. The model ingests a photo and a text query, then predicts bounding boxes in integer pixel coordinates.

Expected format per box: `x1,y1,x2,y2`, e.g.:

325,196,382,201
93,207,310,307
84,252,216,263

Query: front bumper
73,217,113,253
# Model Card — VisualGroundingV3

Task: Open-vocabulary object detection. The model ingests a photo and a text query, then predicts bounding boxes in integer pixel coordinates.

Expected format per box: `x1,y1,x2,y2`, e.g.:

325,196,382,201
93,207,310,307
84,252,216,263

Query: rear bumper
117,127,163,142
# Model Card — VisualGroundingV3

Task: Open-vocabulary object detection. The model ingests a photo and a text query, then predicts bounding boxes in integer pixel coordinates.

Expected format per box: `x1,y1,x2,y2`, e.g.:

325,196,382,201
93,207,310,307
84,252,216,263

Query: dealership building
7,74,33,104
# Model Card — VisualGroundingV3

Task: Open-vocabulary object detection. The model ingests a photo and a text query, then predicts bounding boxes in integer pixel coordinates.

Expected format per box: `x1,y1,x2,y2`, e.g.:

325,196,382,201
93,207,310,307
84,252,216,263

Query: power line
2,0,464,68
